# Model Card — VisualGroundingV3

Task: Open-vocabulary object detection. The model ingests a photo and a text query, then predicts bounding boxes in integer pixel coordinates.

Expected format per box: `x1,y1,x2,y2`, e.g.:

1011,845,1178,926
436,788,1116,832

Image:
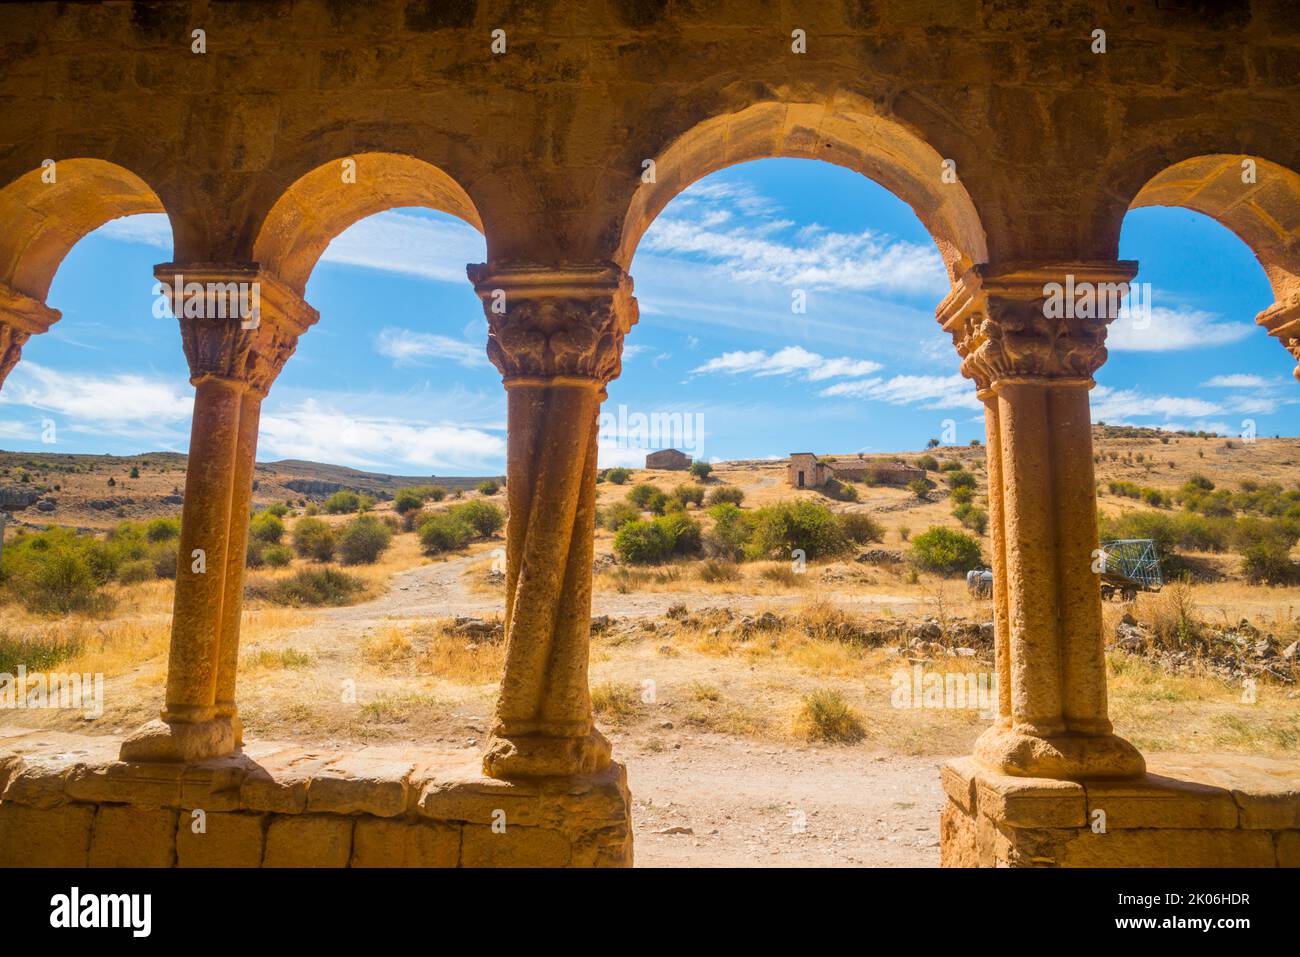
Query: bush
915,454,939,472
150,543,178,579
841,512,884,545
697,559,741,583
953,503,989,535
908,478,932,501
323,490,362,514
1235,517,1298,584
599,501,641,532
291,517,337,562
656,512,702,557
248,568,366,607
823,478,858,502
939,460,963,472
338,514,393,565
17,550,104,615
945,470,976,490
613,520,673,564
747,500,848,561
265,503,290,518
910,527,982,575
605,467,631,485
703,503,752,561
418,514,475,554
705,485,744,507
394,488,424,514
476,479,500,496
628,483,657,508
451,500,505,537
249,510,284,545
117,558,156,585
246,539,267,569
794,689,865,744
145,517,181,543
263,543,294,568
672,484,705,508
689,461,713,482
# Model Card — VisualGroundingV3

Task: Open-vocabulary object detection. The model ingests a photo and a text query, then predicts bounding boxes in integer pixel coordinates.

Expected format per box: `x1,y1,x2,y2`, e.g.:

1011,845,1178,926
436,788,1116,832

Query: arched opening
1077,157,1300,756
595,152,995,865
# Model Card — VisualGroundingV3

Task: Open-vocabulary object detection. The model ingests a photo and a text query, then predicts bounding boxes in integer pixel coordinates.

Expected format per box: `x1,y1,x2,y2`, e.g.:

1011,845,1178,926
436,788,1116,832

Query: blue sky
1,158,1294,475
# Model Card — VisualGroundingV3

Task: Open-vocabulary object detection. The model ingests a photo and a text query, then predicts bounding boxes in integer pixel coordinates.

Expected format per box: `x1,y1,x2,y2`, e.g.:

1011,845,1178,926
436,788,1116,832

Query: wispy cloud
374,326,487,367
819,373,982,410
692,346,882,382
1107,304,1252,352
99,211,486,285
1202,373,1269,388
0,362,192,434
258,397,504,473
1091,385,1221,421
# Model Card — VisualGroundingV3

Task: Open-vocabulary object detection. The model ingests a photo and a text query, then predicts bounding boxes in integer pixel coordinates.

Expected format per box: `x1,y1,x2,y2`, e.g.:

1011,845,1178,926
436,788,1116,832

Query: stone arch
0,158,169,303
1127,154,1300,302
614,98,989,282
252,152,484,296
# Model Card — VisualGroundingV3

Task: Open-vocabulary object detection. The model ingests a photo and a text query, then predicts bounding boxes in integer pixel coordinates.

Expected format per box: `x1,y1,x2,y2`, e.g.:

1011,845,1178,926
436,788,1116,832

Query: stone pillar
0,281,59,389
121,265,316,762
937,262,1145,780
468,262,637,778
1256,295,1300,382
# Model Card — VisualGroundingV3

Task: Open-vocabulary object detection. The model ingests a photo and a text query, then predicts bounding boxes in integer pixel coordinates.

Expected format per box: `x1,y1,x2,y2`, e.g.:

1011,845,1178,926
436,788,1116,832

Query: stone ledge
0,730,632,868
941,753,1300,867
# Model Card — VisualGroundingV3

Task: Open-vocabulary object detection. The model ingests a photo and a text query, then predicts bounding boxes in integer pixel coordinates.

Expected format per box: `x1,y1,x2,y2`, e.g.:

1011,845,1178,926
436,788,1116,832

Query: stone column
1256,295,1300,382
468,262,637,778
121,265,316,762
0,281,59,389
937,262,1145,780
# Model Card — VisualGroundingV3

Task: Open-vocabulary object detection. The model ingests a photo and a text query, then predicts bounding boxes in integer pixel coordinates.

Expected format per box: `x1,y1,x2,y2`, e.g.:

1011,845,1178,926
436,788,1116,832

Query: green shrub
18,550,105,615
117,558,156,585
672,484,705,508
249,510,285,545
418,514,475,554
599,501,641,532
476,479,500,496
689,461,713,481
450,500,505,537
246,539,266,569
0,632,84,674
705,485,744,507
265,503,290,518
953,503,989,535
613,520,673,564
949,484,973,506
248,568,366,607
150,543,178,579
605,467,631,485
323,490,361,514
145,517,181,543
841,512,885,545
747,500,849,561
263,543,294,568
939,460,963,472
394,488,424,514
915,454,939,472
291,517,337,562
338,514,393,565
908,478,932,501
1235,517,1298,584
909,527,982,575
823,479,858,502
703,503,752,562
656,512,702,557
628,483,657,508
945,470,976,490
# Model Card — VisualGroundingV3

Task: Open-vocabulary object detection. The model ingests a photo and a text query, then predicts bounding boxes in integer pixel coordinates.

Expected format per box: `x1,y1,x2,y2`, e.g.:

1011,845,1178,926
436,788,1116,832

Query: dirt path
617,734,949,867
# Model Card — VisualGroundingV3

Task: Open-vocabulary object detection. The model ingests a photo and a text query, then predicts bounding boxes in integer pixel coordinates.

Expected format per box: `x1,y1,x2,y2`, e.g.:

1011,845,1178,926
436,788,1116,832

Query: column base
974,725,1145,781
483,727,612,779
118,717,236,763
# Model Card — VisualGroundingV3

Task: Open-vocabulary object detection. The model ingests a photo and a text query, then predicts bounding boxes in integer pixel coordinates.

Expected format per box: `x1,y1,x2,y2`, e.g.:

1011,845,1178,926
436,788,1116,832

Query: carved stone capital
467,262,638,385
0,281,60,388
936,261,1138,389
1256,294,1300,381
156,263,319,399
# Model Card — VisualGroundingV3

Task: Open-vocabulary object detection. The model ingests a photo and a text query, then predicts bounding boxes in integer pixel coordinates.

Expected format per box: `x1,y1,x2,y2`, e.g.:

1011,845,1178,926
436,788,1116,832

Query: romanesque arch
252,151,484,297
0,159,170,387
1125,155,1300,378
615,97,990,281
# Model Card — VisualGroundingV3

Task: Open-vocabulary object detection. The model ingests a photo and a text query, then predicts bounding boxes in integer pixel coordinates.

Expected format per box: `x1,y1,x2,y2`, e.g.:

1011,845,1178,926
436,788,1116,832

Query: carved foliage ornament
468,263,639,383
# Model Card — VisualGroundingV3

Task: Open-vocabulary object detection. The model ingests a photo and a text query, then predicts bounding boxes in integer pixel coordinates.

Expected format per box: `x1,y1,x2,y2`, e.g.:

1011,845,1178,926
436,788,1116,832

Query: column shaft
980,393,1012,726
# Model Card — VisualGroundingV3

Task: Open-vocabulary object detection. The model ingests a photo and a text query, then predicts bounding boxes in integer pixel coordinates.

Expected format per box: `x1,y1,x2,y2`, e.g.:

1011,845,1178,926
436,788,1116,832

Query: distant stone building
788,453,923,489
645,448,692,471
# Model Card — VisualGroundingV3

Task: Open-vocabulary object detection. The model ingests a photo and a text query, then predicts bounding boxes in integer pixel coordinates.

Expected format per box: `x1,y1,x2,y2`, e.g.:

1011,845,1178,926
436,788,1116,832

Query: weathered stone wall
0,731,632,868
940,756,1300,867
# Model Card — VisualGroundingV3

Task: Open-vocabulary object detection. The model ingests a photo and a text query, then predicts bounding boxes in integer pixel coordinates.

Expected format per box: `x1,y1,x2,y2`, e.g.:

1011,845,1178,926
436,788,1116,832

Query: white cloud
692,346,882,382
258,398,504,472
819,373,982,410
1107,305,1253,352
374,327,487,367
98,210,487,285
1090,385,1221,422
0,362,192,429
621,344,650,360
1202,373,1269,389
